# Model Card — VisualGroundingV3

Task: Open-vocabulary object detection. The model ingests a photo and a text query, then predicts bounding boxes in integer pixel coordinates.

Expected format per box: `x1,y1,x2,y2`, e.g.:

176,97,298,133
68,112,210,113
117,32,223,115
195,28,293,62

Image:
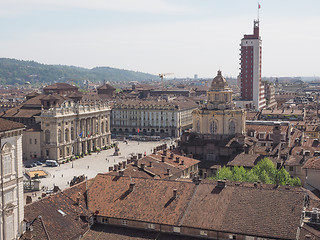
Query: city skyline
1,0,319,78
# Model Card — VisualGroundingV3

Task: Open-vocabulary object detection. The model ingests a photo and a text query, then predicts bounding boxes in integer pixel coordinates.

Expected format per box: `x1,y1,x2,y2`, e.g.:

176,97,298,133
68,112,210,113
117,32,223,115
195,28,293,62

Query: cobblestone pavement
24,139,174,202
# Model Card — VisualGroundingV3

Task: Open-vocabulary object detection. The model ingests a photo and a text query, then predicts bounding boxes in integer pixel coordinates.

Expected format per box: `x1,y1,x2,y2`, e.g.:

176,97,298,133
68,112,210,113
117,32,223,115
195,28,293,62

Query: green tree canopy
213,158,301,187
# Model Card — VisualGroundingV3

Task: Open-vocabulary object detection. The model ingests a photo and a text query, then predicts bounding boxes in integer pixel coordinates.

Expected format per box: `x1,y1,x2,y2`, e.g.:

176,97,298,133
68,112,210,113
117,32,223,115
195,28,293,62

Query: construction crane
159,73,174,88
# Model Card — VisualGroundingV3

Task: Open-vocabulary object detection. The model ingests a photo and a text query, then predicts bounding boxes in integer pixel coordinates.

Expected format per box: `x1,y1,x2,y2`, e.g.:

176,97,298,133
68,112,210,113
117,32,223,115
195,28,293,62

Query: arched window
1,143,12,175
196,120,200,132
229,120,236,135
65,128,69,142
58,129,62,143
45,130,50,144
210,121,217,134
71,127,74,141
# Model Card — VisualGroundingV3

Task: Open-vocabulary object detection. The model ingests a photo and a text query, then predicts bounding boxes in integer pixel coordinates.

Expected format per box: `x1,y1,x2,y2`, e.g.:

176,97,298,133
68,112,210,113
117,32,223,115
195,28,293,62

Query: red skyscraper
239,20,266,110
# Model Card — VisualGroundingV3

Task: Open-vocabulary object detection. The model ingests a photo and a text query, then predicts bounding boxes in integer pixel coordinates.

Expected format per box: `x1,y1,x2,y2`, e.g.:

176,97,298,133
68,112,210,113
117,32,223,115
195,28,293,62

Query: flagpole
258,2,260,21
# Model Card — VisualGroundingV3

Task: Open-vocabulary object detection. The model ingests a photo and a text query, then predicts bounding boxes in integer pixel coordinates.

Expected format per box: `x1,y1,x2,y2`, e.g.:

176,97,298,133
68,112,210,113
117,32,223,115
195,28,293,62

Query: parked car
32,163,37,167
45,160,59,167
25,164,32,168
36,161,42,166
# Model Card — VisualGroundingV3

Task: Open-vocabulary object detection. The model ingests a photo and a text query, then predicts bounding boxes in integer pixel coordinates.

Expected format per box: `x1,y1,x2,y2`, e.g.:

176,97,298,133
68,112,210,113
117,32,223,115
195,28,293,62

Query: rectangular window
29,138,32,144
122,220,127,225
3,155,12,175
173,227,180,233
148,223,155,229
35,139,37,144
200,230,208,236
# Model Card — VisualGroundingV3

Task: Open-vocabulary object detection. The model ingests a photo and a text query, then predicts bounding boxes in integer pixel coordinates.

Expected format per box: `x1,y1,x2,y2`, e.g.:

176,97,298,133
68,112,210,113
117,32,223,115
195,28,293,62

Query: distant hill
0,58,157,85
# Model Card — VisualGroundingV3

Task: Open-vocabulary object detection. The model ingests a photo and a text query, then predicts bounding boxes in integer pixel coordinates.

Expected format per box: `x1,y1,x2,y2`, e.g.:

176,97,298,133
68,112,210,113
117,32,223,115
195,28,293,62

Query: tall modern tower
239,20,266,110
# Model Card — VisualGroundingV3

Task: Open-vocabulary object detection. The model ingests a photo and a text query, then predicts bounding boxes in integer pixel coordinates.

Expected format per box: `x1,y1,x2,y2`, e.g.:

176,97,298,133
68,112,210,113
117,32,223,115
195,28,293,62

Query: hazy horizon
1,0,319,78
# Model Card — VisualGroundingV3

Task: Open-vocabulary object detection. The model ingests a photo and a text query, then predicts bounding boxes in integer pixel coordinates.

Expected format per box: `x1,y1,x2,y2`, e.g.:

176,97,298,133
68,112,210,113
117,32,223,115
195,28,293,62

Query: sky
1,0,320,78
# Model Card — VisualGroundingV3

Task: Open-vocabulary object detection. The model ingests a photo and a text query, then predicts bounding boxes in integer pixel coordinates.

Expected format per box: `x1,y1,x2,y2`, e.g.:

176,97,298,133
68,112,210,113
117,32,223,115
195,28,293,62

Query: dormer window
258,133,266,139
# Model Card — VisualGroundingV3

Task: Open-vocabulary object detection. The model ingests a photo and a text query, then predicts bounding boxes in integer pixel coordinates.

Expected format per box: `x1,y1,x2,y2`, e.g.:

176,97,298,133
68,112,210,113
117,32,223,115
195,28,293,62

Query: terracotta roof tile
0,118,24,132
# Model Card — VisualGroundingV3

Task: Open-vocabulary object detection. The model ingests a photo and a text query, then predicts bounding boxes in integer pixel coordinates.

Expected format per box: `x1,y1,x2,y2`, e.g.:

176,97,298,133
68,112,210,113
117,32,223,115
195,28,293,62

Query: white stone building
39,100,111,160
111,99,198,137
0,118,25,239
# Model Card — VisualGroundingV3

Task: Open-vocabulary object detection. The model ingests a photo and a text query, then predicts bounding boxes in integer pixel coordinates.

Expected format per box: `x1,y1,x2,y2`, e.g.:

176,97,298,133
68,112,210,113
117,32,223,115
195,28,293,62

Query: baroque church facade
180,70,246,162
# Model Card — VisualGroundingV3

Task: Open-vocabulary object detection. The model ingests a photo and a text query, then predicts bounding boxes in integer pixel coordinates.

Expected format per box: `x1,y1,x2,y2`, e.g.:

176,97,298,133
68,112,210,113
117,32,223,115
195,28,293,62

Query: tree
251,158,277,183
214,166,233,180
213,157,301,187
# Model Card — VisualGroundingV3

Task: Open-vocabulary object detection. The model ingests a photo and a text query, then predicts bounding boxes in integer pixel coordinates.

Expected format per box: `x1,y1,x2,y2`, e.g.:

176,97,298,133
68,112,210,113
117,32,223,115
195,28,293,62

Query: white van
45,160,58,167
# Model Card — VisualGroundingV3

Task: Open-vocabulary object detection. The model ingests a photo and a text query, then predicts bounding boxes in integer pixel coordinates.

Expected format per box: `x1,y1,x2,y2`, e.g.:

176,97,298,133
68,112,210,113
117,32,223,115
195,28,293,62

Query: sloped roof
86,175,308,239
97,83,116,90
0,118,25,132
43,83,78,90
303,157,320,170
24,190,91,240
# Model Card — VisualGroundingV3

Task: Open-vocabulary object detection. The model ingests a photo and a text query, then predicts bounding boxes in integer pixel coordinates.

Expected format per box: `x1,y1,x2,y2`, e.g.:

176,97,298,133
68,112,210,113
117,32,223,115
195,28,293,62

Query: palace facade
181,70,246,161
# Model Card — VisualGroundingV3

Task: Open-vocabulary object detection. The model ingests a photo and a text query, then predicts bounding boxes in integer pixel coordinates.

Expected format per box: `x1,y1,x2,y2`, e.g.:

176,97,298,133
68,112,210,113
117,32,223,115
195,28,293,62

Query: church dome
210,70,229,90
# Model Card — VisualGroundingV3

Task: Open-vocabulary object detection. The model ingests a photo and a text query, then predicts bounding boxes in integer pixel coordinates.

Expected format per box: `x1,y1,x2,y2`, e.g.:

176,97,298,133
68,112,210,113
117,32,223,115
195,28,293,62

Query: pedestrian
61,174,63,178
53,175,55,178
87,165,89,169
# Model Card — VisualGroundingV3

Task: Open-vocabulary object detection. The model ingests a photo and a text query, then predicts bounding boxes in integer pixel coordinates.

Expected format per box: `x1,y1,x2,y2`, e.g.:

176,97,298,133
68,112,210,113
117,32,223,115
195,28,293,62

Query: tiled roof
88,174,197,226
97,83,116,90
86,175,309,239
24,189,91,240
303,157,320,170
246,124,288,134
43,83,78,90
181,181,306,240
0,117,24,132
227,153,263,168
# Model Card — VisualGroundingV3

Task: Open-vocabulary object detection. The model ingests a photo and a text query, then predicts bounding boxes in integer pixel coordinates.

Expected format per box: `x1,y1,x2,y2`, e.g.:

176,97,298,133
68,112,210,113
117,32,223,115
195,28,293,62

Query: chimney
203,172,207,179
153,148,157,154
311,208,319,222
118,162,122,170
217,180,226,188
180,160,184,165
175,157,180,163
172,189,177,199
108,166,113,172
122,161,127,169
167,168,171,175
133,160,138,166
129,183,135,192
127,158,131,164
76,196,80,205
170,153,174,159
26,195,32,204
163,149,167,156
161,156,165,162
119,170,124,177
114,164,118,171
141,163,145,170
149,161,152,167
138,153,142,159
273,123,282,145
